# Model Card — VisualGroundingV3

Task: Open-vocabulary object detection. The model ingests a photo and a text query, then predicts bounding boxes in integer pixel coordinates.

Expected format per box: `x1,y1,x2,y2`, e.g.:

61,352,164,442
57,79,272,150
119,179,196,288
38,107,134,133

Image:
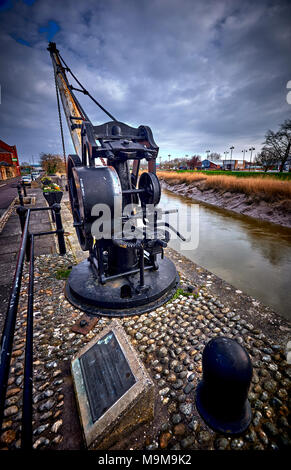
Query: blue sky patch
12,35,31,46
39,19,60,41
0,0,36,12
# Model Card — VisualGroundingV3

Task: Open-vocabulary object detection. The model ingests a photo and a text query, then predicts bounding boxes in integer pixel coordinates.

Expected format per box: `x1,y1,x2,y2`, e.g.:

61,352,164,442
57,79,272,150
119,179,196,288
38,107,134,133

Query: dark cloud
0,0,290,163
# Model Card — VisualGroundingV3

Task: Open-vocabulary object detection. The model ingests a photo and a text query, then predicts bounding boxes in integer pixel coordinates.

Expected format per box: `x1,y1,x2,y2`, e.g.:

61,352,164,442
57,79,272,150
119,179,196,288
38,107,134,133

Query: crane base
65,257,179,317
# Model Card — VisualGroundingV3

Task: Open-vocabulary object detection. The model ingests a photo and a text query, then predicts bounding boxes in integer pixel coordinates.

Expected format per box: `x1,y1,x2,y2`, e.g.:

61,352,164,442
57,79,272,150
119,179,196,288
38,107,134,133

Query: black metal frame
0,204,66,449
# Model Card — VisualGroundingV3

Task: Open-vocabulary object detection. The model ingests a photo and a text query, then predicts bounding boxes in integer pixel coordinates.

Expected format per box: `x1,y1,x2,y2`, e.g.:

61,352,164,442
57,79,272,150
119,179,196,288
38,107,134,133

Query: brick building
201,159,222,169
0,139,21,180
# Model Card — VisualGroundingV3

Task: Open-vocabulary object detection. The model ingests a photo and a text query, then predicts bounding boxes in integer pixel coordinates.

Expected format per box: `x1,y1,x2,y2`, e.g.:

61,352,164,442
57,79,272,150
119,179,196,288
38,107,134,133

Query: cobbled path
0,252,290,450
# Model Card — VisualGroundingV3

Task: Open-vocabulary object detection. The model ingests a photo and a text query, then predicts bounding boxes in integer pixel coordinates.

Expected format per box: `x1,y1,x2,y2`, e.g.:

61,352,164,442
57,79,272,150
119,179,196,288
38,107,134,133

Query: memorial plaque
71,320,155,449
79,331,136,422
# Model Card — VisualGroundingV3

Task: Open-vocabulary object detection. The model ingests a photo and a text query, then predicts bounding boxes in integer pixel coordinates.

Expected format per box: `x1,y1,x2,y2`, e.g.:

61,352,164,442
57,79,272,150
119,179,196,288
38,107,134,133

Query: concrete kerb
0,196,17,234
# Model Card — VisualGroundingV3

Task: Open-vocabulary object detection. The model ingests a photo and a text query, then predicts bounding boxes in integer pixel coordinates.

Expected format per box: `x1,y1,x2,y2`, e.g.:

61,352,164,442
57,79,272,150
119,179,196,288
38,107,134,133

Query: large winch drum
72,166,122,245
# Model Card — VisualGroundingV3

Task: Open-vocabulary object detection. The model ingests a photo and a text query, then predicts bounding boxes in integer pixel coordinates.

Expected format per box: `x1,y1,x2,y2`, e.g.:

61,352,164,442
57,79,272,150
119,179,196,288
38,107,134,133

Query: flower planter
43,191,63,206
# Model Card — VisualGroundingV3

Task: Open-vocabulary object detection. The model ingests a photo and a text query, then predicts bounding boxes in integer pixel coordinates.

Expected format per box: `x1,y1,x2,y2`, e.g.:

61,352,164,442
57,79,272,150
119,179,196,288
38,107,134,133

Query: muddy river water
159,189,291,322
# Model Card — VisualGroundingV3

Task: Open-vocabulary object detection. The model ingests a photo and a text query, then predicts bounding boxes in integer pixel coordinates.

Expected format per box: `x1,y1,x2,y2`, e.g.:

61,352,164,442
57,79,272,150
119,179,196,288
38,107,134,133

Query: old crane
48,42,182,316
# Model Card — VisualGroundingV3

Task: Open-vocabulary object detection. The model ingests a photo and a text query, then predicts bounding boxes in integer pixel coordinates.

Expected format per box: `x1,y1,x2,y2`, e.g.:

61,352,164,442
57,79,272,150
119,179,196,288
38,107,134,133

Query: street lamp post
168,154,171,169
206,150,210,160
224,151,229,170
230,146,234,171
249,147,255,171
242,149,247,169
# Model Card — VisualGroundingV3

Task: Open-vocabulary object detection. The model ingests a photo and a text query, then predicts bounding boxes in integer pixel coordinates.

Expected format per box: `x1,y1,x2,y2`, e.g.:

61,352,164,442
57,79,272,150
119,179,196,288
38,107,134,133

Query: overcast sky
0,0,290,163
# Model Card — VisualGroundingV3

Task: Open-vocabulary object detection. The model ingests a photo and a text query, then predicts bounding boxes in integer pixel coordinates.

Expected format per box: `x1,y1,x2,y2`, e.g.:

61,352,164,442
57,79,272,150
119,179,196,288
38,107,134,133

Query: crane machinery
48,42,182,317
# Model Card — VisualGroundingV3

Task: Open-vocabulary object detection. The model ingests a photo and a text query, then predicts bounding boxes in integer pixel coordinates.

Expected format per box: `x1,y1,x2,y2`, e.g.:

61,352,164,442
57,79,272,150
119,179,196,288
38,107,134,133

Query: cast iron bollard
21,180,27,197
17,184,24,207
52,203,66,255
195,336,253,435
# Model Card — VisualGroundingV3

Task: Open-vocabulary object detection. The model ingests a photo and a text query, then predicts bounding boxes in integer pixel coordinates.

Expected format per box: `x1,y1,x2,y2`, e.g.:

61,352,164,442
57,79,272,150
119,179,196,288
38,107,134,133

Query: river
159,189,291,322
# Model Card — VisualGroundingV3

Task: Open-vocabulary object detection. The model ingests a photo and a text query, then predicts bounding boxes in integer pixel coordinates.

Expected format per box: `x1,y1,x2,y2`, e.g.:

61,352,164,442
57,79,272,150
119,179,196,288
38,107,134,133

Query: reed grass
157,171,291,202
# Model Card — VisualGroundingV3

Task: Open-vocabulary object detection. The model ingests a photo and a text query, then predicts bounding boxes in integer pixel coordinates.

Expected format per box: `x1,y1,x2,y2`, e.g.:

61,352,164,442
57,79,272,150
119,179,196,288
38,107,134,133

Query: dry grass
157,171,206,185
157,171,291,202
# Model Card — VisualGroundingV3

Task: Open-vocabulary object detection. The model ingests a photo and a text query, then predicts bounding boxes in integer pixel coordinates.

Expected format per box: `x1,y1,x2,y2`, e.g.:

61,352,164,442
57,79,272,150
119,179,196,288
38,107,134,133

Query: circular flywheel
138,172,161,207
67,156,123,251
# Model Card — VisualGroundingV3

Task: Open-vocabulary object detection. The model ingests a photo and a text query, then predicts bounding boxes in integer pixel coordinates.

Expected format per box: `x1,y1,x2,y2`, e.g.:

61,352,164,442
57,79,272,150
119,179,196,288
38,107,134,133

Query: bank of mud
161,180,291,228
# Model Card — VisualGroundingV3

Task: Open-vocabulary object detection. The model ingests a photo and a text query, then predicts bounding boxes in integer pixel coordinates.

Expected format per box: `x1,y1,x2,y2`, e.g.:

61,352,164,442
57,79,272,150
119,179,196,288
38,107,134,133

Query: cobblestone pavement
0,249,290,451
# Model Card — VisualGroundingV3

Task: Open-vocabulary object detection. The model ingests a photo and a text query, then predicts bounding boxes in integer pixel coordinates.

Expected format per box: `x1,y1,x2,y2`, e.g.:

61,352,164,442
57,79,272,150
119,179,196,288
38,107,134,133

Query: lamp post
168,154,171,169
206,150,210,160
249,147,255,171
242,149,247,169
224,151,229,170
230,146,234,171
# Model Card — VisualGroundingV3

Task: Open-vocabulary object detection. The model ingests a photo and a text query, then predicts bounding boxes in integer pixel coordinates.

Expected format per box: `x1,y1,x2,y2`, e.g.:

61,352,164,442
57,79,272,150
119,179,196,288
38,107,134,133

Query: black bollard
21,180,27,197
17,184,24,207
52,203,66,255
195,337,253,435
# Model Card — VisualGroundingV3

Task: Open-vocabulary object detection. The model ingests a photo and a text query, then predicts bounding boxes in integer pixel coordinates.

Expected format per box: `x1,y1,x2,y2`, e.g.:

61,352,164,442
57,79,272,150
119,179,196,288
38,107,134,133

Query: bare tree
189,155,201,169
263,119,291,172
208,152,221,161
255,150,278,172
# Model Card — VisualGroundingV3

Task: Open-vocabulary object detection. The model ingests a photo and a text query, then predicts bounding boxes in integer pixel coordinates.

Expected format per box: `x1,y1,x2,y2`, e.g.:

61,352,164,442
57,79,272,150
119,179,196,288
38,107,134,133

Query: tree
263,119,291,172
189,155,201,169
255,150,278,172
208,152,221,161
40,153,65,175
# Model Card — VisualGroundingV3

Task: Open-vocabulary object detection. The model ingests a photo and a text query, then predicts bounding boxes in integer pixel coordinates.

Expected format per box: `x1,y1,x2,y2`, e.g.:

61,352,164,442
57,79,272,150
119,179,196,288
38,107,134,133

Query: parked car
21,175,32,186
31,172,40,180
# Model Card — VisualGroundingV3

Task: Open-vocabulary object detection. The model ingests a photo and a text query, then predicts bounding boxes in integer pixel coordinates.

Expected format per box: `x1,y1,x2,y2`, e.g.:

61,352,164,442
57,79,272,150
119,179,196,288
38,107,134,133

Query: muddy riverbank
161,180,291,228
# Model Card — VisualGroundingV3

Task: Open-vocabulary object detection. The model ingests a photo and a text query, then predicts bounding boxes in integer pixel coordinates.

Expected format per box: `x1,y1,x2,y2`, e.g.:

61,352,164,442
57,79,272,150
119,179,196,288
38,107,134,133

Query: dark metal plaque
79,331,136,422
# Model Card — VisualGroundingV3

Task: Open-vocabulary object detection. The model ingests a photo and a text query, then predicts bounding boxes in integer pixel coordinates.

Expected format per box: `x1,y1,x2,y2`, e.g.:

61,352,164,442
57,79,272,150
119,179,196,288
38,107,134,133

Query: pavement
0,185,57,334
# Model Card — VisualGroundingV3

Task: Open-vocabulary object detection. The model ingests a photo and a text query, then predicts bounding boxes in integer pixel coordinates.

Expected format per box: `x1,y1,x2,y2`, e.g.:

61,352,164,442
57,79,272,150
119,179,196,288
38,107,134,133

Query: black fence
0,203,66,449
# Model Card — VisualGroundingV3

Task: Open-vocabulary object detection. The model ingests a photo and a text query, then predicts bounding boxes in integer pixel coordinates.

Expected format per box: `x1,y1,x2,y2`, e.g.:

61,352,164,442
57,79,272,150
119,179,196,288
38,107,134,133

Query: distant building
222,159,250,170
201,159,222,169
0,139,21,180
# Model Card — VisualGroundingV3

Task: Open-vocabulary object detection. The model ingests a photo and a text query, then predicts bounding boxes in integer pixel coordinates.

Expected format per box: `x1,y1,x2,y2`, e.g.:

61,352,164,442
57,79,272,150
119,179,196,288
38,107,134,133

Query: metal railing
0,203,66,449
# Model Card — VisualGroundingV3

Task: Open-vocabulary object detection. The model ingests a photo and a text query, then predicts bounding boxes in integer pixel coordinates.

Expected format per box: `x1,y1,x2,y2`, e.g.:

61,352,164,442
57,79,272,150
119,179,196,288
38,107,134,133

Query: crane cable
54,69,67,167
57,52,118,122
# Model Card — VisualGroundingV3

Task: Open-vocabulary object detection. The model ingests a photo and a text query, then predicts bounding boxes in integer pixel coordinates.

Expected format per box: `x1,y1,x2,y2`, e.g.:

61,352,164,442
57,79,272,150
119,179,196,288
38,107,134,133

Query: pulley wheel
138,172,161,207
